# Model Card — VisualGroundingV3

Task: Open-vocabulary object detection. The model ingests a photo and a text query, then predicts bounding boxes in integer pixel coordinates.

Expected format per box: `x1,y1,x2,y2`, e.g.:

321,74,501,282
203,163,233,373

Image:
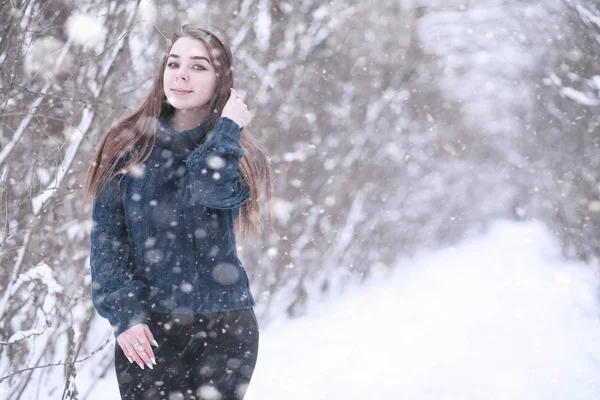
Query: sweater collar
155,118,211,154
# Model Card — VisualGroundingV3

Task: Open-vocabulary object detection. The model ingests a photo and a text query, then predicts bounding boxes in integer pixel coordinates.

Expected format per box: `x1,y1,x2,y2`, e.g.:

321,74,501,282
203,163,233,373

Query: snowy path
245,221,600,400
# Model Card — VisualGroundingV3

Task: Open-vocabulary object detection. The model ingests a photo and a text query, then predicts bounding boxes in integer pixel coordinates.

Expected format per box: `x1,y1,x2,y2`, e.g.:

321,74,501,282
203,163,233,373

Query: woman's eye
167,62,178,68
193,64,206,70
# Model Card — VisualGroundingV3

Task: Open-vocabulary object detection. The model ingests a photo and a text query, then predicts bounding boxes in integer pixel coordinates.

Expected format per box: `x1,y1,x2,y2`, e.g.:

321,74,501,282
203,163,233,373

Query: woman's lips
172,89,192,95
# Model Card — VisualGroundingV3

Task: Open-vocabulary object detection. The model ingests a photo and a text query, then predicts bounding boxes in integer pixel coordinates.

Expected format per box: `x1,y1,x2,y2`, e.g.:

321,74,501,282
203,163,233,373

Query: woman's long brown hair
84,24,273,242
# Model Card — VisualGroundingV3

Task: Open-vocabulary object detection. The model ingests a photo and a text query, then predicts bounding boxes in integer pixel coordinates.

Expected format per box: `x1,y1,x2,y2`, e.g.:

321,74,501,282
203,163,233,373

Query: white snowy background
3,0,600,399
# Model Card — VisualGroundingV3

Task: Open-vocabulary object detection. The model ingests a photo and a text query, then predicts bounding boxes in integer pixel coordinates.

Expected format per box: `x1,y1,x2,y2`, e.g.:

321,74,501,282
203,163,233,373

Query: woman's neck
168,108,211,132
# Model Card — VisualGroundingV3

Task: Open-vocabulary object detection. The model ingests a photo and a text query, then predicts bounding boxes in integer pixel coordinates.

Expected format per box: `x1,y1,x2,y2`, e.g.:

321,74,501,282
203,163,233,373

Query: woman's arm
185,116,250,209
90,174,148,337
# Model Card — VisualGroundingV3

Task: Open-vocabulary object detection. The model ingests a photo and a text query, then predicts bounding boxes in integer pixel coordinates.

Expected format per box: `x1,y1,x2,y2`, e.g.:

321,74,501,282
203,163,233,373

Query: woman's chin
167,100,204,112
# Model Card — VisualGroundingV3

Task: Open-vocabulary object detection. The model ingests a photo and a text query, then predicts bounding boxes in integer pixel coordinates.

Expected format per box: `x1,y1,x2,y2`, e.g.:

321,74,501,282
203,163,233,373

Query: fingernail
127,357,133,364
152,340,158,347
139,364,144,370
147,363,153,370
151,357,156,365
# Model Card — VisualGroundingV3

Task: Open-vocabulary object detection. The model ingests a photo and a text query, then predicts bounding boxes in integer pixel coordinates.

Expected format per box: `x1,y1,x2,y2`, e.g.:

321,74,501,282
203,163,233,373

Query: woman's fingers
117,324,157,370
222,89,250,128
117,337,132,363
132,335,155,369
127,344,146,369
118,337,146,369
143,324,158,347
230,88,246,106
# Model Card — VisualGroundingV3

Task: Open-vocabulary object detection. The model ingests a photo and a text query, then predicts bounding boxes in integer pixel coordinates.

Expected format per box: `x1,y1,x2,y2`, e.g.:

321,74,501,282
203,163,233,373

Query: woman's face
163,36,218,112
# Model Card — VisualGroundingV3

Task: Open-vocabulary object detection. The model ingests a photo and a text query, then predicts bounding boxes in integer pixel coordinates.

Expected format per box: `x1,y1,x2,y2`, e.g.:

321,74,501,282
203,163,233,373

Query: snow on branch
0,230,32,323
576,4,600,29
0,261,63,347
31,3,141,215
254,0,272,52
0,333,113,384
3,329,45,345
0,261,63,311
31,107,93,215
560,87,600,106
66,13,106,49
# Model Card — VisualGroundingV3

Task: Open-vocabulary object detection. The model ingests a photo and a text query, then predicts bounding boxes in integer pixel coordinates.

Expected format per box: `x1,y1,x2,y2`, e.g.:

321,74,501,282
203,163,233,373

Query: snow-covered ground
70,220,600,398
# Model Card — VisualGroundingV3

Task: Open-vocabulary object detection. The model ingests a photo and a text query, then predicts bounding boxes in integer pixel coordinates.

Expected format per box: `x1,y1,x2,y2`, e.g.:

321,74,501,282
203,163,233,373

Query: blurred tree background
1,0,599,398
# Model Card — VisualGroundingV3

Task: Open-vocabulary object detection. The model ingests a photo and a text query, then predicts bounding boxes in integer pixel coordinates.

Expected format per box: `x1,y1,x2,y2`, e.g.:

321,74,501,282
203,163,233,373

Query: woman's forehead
169,37,210,57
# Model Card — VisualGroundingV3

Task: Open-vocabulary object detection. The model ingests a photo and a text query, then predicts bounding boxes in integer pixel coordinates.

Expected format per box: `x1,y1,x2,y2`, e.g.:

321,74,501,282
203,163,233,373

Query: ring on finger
133,343,143,350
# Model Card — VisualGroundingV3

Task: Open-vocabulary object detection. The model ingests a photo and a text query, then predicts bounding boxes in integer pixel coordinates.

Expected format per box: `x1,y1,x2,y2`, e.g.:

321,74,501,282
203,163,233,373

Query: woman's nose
175,68,188,81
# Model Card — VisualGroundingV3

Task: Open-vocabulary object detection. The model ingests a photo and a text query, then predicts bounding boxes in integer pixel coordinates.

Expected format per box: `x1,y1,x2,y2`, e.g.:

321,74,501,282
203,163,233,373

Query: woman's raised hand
116,323,158,370
221,88,250,128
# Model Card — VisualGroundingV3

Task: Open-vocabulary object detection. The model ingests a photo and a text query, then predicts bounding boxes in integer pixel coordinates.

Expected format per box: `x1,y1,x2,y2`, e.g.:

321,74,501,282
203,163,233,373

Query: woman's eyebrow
167,54,211,64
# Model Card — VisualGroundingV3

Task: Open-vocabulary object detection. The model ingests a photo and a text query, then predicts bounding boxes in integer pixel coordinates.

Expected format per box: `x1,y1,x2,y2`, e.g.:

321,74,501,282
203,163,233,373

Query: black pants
114,308,259,400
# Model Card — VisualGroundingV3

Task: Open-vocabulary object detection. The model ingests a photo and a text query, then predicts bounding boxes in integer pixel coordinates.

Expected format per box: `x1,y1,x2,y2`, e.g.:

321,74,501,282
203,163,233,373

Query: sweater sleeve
89,173,148,337
185,117,250,209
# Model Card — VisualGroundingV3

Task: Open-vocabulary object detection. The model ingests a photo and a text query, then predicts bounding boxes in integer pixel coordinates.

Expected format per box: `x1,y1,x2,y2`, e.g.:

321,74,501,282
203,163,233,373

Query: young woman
84,24,272,400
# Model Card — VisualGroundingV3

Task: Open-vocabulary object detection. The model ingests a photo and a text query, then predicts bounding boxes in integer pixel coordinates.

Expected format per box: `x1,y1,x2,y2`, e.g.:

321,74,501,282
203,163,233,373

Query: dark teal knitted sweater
89,117,255,337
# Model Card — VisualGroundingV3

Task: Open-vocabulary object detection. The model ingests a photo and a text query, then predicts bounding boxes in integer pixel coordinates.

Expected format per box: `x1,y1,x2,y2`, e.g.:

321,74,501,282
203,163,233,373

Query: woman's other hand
221,88,250,128
116,323,158,370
